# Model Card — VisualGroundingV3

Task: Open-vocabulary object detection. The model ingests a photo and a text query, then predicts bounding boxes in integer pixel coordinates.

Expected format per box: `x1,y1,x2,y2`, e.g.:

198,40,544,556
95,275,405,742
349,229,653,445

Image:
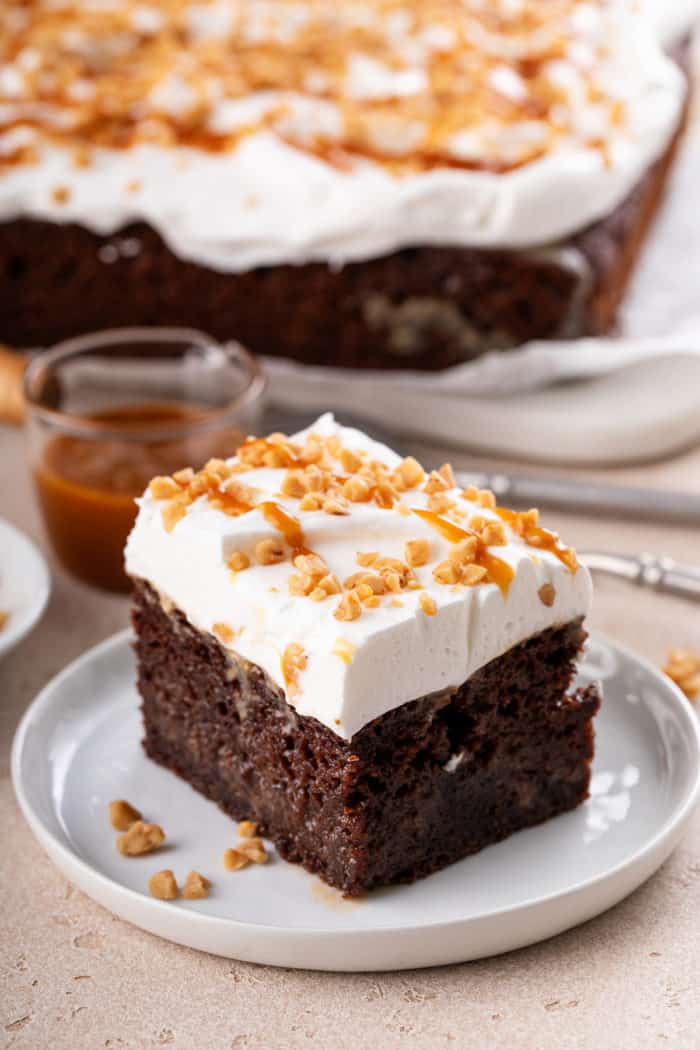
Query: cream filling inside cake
125,415,592,739
0,0,696,269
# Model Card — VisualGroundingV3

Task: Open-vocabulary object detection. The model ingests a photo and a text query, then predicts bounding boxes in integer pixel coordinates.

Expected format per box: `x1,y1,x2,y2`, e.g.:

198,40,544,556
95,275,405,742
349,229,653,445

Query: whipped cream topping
0,0,696,268
125,415,593,739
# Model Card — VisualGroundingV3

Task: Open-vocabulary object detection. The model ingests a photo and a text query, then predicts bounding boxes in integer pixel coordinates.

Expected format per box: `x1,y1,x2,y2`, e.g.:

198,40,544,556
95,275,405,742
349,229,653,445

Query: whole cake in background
1,0,697,369
126,415,601,895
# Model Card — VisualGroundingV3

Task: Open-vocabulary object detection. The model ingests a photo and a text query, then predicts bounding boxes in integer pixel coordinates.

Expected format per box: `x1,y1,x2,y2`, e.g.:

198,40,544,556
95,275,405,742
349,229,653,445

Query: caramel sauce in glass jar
34,403,245,592
23,329,265,594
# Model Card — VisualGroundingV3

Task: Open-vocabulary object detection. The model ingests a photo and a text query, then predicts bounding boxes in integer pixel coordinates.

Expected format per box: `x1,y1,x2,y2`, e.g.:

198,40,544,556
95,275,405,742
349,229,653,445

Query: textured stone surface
1,422,699,1050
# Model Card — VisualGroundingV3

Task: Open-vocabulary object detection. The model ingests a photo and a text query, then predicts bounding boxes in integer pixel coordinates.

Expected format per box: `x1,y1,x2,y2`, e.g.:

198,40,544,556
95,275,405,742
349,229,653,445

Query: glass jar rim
23,326,266,442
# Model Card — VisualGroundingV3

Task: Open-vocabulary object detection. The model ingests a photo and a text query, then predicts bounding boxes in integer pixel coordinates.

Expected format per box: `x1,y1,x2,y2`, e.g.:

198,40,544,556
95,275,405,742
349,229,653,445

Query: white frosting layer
125,415,593,739
0,0,696,268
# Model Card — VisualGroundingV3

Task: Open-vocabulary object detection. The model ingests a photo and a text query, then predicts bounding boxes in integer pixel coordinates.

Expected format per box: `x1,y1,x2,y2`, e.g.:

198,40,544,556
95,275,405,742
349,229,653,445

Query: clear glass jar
24,327,266,593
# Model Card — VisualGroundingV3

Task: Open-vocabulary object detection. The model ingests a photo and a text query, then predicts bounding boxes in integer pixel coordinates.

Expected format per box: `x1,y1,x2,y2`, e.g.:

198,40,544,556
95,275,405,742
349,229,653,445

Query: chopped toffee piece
149,870,178,900
663,647,700,700
109,800,142,832
117,821,165,857
182,871,211,900
223,848,250,872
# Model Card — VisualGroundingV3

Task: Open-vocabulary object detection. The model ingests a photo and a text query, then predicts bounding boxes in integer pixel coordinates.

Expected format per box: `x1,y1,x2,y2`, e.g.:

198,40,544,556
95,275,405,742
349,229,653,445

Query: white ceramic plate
12,629,700,972
0,519,51,660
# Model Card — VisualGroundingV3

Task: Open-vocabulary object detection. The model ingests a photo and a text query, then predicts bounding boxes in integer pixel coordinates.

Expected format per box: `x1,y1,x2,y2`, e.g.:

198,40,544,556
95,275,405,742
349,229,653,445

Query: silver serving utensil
579,551,700,602
455,472,700,528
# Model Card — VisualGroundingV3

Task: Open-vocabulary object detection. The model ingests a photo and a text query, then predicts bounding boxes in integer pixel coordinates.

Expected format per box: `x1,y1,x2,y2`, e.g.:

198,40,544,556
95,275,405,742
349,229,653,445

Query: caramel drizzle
214,491,254,516
0,0,619,175
412,508,514,596
495,508,578,573
259,500,311,559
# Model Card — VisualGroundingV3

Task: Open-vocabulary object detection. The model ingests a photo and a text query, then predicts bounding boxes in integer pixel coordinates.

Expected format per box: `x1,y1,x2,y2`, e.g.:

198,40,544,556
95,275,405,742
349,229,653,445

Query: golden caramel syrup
495,507,578,572
0,3,614,177
259,501,312,559
412,508,515,596
34,402,242,593
214,490,254,517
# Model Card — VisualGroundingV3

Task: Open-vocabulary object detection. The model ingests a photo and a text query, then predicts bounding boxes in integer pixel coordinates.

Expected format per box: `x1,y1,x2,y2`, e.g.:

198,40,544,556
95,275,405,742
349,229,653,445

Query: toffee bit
223,847,249,872
117,821,165,856
183,871,210,899
396,457,425,488
334,591,362,622
0,2,619,181
236,837,268,864
161,500,187,533
109,800,142,832
462,564,488,586
149,476,180,500
339,448,362,473
423,470,451,495
254,538,287,565
149,869,178,900
663,647,700,700
477,488,497,509
437,463,456,488
227,551,251,572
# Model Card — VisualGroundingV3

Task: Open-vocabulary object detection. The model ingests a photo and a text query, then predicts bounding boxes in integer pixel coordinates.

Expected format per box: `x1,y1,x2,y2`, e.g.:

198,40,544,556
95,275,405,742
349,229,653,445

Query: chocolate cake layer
0,122,680,367
0,46,689,368
133,579,601,895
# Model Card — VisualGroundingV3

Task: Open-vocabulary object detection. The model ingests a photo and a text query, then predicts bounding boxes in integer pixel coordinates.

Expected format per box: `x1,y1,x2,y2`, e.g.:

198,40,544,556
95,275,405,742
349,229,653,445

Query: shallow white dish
0,519,51,660
12,629,700,972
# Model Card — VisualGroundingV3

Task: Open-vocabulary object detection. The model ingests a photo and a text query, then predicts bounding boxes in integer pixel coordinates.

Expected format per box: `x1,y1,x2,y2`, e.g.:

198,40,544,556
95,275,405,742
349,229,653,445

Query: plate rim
0,518,51,658
11,626,700,948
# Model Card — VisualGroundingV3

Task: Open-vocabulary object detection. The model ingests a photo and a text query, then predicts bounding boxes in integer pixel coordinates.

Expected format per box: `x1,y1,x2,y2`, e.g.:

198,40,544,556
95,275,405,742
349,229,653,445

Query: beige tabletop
1,420,699,1050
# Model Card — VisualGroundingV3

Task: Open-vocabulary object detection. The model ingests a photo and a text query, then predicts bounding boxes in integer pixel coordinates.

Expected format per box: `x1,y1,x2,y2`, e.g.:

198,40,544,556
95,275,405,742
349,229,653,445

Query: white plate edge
10,627,700,970
0,518,51,657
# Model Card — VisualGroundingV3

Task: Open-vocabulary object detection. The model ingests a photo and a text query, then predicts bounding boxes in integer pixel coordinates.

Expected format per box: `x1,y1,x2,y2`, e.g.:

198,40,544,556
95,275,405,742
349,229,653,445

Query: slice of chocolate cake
126,416,600,895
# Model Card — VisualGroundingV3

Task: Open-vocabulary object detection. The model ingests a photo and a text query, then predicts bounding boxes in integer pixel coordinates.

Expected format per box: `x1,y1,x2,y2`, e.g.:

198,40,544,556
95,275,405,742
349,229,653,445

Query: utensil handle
460,472,700,527
637,555,700,602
